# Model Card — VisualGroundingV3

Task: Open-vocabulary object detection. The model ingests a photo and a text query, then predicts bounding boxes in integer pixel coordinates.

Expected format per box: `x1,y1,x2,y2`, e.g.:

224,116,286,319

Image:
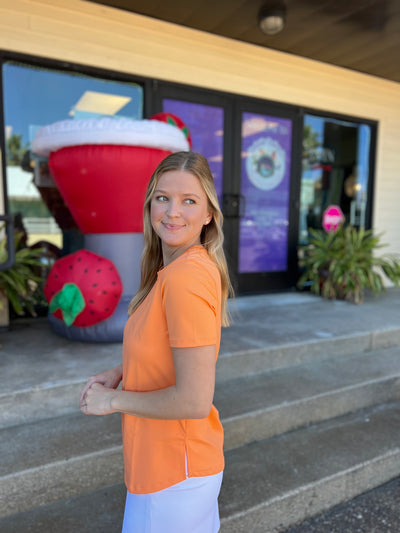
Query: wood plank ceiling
88,0,400,83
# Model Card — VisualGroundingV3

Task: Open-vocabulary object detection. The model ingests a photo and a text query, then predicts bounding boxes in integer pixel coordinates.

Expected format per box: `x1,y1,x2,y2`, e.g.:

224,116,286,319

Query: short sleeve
161,261,219,348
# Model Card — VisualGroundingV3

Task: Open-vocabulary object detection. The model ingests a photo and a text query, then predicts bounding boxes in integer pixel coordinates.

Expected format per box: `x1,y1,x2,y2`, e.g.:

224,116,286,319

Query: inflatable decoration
33,115,190,342
151,112,192,149
44,249,122,327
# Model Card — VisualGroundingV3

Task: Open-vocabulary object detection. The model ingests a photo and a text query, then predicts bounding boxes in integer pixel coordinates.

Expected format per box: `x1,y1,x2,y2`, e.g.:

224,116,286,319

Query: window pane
239,112,293,273
162,99,224,202
300,114,372,243
3,61,143,250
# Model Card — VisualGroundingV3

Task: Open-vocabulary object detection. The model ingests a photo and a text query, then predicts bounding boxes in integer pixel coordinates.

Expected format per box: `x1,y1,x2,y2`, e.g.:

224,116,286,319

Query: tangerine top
121,245,224,494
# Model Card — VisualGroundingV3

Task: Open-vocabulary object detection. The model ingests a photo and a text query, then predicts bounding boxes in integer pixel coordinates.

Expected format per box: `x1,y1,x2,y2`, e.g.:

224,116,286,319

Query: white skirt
122,471,223,533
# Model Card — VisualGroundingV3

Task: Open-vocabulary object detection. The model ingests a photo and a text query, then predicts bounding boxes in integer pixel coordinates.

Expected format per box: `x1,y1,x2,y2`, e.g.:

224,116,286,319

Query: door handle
223,194,246,218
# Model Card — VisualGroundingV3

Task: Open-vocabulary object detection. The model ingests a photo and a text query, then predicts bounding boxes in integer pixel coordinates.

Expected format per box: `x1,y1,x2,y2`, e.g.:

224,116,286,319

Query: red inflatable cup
33,117,190,234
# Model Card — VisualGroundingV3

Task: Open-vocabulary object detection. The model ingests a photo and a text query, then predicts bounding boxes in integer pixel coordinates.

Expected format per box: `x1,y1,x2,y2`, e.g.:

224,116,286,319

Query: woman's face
150,170,212,263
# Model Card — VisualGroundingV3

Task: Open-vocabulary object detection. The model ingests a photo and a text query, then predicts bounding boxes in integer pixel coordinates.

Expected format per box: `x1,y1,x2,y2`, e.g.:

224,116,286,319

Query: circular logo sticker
246,137,286,190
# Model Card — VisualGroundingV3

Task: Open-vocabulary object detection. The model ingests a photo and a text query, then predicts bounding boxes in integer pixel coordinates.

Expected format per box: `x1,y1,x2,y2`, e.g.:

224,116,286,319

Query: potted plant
0,229,45,326
297,225,400,304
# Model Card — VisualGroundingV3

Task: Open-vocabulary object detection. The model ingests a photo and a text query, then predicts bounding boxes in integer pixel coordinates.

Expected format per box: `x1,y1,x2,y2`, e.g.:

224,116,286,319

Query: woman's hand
80,364,122,403
80,364,122,409
80,383,117,416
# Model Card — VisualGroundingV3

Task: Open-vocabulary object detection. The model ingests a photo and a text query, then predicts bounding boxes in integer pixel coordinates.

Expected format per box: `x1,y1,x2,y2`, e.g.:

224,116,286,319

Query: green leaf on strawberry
49,282,85,327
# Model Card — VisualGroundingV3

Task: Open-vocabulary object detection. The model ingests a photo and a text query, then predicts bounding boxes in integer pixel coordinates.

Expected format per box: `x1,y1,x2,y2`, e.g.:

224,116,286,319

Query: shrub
297,226,400,304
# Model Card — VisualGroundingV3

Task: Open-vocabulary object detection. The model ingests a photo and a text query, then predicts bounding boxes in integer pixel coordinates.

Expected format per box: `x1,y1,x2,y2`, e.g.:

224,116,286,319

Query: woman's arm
80,345,216,420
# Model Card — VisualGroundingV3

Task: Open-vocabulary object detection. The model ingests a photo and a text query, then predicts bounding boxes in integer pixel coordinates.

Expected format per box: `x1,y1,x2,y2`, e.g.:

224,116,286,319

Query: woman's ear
205,210,213,225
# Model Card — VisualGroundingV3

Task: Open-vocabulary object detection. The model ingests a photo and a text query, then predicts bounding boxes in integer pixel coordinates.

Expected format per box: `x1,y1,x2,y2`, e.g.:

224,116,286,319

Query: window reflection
3,61,143,252
300,114,371,244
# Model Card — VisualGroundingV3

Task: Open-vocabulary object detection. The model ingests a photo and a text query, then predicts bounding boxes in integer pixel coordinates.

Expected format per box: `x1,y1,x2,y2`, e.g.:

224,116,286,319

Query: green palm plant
0,230,44,316
298,225,400,304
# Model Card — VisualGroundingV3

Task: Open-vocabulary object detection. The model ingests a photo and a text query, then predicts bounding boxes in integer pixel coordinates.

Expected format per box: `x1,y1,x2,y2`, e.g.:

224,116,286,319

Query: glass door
153,86,301,293
231,102,300,293
299,113,375,244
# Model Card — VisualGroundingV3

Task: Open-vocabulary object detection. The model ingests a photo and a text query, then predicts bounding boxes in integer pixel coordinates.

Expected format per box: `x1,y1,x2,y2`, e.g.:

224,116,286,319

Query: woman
80,151,233,532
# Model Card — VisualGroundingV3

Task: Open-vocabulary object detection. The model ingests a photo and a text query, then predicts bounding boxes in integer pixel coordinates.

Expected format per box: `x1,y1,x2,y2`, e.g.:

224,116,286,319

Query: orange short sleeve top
121,245,224,494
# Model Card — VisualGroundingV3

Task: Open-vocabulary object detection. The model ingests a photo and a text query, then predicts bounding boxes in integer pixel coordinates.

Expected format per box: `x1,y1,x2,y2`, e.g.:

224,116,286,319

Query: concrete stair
220,401,400,532
1,293,400,532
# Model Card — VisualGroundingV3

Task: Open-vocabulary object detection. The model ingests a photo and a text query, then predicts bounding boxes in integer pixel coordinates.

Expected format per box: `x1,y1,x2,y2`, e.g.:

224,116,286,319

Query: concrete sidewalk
287,475,400,532
224,288,400,354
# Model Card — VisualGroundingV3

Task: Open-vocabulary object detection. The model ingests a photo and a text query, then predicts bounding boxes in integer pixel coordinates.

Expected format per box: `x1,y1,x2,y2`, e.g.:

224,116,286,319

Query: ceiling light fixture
258,3,286,36
69,91,132,117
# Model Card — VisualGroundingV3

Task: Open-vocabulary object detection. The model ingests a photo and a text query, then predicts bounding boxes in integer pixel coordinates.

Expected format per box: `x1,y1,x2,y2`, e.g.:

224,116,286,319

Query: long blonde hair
128,151,233,326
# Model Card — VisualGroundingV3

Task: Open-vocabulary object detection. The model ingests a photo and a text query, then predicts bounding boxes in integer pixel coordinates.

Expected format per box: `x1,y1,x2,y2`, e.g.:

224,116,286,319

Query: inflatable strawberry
44,249,122,327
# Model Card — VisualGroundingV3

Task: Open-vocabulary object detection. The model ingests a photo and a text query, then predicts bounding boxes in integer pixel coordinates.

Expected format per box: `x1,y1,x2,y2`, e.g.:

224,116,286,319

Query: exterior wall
1,0,400,254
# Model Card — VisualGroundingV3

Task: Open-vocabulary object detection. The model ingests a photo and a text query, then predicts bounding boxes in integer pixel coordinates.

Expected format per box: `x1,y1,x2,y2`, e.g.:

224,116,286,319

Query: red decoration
44,249,123,327
49,145,171,233
151,112,192,149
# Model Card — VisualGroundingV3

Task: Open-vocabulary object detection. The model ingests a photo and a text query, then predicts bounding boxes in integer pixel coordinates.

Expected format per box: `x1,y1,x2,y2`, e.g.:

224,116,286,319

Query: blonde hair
128,151,233,326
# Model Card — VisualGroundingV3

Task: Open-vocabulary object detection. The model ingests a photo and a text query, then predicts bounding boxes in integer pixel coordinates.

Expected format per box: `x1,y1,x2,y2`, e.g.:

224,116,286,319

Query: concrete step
3,317,400,429
0,412,123,518
219,401,400,532
216,344,400,449
218,291,400,382
286,476,400,533
2,344,400,518
0,319,123,430
1,402,399,533
0,483,126,533
217,326,400,383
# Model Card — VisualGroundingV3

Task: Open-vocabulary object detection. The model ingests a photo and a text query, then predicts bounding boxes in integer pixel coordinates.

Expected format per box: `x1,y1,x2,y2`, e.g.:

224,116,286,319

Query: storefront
1,0,398,296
